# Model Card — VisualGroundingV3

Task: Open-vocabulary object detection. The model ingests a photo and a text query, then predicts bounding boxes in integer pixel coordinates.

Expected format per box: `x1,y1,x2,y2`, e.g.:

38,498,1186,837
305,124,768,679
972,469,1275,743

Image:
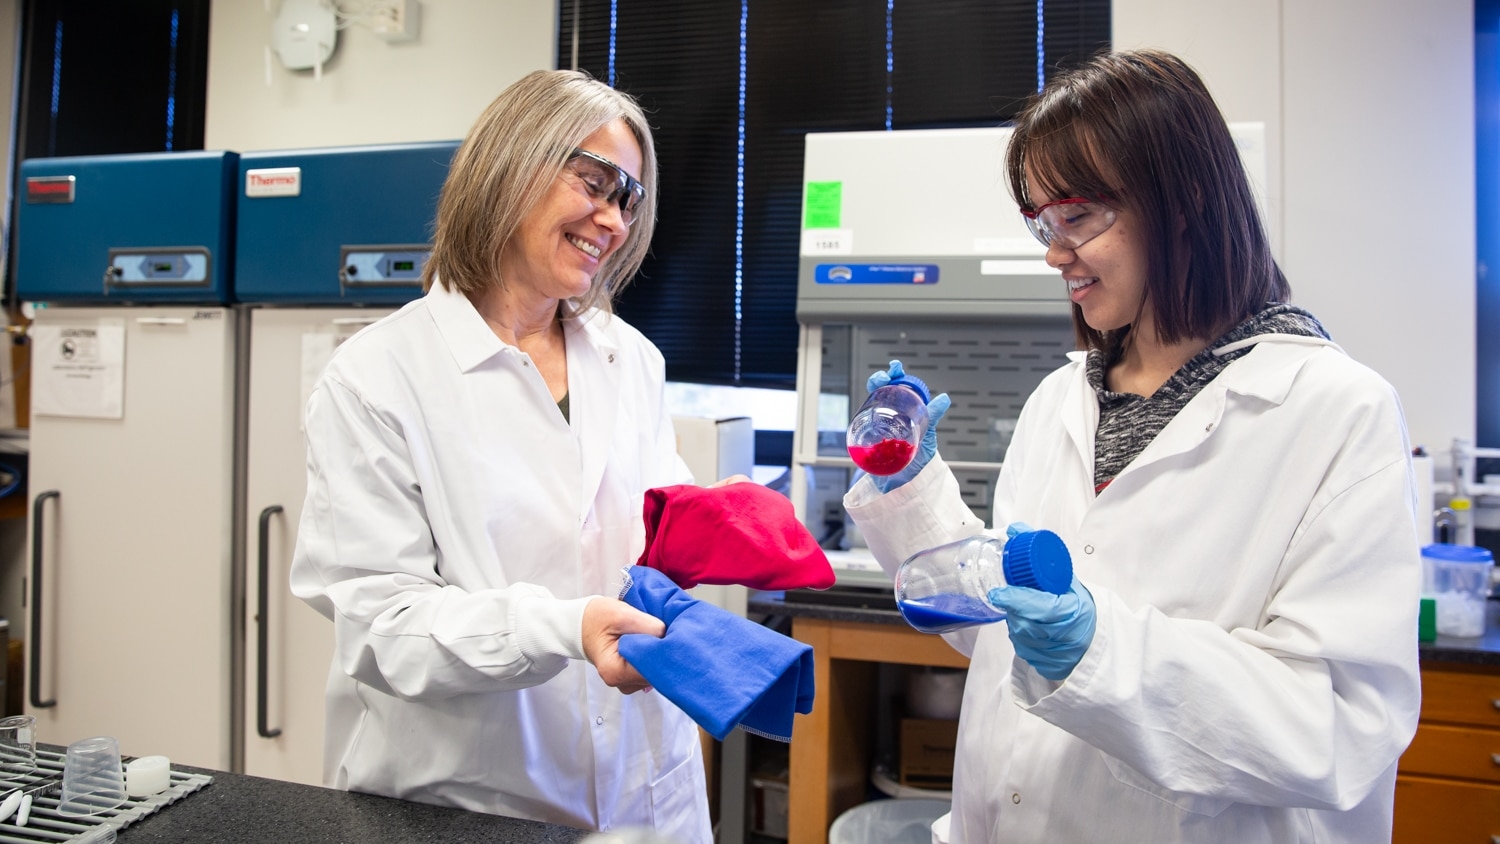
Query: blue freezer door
15,151,238,303
235,141,458,305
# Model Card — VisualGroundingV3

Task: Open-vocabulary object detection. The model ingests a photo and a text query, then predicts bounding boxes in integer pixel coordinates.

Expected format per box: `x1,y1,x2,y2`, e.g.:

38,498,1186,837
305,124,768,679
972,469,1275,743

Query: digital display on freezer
105,247,211,286
339,245,431,287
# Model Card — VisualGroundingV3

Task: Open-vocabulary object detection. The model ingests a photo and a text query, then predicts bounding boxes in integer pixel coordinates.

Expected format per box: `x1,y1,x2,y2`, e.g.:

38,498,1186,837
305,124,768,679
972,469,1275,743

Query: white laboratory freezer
26,305,238,768
242,307,393,785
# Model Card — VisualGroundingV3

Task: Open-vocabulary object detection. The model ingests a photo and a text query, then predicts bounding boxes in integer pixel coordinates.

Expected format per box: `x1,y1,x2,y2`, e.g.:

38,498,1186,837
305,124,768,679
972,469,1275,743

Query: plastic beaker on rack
57,736,127,817
895,529,1073,634
0,715,35,783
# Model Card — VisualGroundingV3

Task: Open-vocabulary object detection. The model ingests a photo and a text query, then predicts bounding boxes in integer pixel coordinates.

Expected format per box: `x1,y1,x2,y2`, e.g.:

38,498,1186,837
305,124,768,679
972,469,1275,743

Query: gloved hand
865,360,951,494
987,576,1097,681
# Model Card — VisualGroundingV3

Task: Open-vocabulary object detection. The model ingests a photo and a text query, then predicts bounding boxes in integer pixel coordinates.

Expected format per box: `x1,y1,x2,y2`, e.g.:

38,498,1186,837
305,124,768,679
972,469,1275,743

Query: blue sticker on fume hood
815,264,940,285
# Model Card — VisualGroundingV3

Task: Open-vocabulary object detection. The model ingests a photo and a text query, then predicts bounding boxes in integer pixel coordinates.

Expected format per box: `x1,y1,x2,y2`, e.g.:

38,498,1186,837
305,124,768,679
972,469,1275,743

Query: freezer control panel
106,247,211,287
339,244,430,288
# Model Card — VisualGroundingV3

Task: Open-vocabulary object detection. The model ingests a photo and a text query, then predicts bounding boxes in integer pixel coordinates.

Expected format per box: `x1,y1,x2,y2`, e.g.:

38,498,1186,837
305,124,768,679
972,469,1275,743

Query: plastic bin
828,798,950,844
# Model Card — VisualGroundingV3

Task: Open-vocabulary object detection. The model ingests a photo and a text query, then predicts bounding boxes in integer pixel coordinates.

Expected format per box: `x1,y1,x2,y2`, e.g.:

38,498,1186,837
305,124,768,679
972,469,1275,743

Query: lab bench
751,591,1500,844
109,759,590,843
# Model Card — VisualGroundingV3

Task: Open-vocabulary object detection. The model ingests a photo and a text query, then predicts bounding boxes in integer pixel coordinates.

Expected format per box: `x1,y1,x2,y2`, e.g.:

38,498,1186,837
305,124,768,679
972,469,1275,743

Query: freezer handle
29,490,59,709
257,505,283,739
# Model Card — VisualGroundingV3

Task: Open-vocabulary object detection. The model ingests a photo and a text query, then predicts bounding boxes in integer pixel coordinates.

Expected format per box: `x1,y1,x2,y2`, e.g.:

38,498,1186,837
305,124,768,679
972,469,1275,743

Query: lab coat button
1011,792,1020,804
595,716,604,726
607,353,615,363
1084,545,1094,555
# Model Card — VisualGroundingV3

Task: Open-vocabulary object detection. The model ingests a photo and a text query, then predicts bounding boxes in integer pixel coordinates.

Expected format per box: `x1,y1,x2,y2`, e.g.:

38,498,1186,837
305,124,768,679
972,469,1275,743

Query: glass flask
895,529,1073,634
846,374,931,476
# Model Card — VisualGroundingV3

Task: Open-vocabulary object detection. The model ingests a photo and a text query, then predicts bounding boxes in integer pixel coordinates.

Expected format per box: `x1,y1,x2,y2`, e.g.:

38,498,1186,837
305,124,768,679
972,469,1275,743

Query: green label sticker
804,181,842,229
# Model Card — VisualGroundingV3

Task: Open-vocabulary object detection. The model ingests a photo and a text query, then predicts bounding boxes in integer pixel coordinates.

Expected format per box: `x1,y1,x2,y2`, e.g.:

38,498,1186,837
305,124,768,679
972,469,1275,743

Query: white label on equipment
980,259,1056,276
800,229,853,256
245,167,302,198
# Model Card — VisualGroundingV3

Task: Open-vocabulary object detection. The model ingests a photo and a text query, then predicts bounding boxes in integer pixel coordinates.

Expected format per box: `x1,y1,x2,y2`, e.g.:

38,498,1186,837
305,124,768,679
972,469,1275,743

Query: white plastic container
1421,543,1494,638
828,798,950,844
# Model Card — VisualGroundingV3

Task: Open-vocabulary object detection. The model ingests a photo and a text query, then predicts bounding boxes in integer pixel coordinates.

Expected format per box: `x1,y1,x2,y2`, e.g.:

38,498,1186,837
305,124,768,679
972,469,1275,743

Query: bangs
1011,116,1116,208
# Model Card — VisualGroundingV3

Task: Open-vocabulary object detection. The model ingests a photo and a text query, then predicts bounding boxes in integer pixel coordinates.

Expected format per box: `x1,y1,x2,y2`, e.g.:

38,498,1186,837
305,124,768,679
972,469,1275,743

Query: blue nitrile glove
987,576,1096,681
1004,522,1033,539
864,360,951,494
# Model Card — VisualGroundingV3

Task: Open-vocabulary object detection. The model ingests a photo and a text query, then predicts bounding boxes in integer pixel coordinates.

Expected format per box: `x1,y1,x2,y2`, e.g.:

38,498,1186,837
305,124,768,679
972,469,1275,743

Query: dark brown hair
1005,49,1289,353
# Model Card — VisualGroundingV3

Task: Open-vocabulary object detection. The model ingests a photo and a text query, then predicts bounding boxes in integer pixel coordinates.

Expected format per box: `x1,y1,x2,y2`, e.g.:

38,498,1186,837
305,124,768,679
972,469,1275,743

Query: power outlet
371,0,420,42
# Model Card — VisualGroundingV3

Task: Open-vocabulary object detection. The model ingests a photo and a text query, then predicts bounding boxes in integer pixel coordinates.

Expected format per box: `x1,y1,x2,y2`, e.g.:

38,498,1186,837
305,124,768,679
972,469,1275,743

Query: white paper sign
32,321,126,419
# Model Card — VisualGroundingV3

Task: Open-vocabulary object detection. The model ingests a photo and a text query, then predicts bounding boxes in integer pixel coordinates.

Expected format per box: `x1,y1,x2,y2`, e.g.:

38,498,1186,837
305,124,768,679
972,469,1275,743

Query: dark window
6,0,210,305
15,0,209,158
560,0,1109,388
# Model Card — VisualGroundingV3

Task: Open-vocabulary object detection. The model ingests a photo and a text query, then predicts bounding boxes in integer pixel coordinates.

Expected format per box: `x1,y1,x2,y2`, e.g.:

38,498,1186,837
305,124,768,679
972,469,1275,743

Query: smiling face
498,119,643,305
1030,173,1153,338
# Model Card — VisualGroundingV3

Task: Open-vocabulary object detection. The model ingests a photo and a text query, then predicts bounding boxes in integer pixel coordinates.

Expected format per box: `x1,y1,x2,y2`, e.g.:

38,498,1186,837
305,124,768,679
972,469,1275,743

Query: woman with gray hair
291,69,714,842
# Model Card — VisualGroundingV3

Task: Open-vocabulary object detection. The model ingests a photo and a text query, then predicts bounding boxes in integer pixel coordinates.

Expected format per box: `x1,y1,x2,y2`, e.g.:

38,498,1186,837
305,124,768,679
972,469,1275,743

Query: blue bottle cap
889,374,931,403
1001,529,1073,595
1420,543,1495,564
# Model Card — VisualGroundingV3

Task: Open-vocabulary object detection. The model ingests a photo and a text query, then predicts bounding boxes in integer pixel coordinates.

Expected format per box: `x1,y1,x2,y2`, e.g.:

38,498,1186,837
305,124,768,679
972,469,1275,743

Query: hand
709,474,753,487
582,596,666,694
865,360,951,494
987,577,1096,681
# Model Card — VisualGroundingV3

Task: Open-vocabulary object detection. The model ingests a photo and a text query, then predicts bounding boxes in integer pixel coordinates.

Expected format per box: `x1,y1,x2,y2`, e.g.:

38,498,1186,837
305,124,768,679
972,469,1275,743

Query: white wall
205,0,556,151
1116,0,1475,458
205,0,1477,457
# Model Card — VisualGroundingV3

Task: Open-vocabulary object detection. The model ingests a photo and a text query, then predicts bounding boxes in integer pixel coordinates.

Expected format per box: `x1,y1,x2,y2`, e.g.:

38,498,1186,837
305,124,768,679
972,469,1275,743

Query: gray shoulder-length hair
421,69,657,316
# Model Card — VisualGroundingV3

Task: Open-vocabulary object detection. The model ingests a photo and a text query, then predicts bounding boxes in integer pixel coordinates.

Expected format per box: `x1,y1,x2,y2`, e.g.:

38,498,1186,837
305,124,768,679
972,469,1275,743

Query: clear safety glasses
564,149,648,226
1019,196,1118,249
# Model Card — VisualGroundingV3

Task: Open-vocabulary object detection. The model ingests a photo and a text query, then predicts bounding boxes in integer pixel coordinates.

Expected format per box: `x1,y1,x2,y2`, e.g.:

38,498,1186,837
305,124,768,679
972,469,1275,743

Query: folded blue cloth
618,566,815,741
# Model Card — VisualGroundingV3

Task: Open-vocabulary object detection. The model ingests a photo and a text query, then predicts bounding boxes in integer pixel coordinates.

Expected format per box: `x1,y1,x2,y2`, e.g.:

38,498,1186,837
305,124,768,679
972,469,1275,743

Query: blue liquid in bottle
897,592,1006,634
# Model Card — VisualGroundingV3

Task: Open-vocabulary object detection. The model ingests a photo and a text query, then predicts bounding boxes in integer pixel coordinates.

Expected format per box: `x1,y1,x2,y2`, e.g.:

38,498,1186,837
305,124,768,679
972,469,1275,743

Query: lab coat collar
1076,334,1343,482
423,279,508,372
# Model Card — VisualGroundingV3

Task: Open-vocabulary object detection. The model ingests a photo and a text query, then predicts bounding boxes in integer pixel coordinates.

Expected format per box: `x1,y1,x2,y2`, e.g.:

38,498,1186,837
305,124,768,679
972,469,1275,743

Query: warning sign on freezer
31,322,125,419
815,264,940,285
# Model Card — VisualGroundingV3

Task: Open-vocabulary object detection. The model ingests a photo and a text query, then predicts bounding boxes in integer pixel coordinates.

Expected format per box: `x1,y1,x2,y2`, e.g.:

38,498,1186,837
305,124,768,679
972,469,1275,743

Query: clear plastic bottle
847,374,931,476
894,529,1073,634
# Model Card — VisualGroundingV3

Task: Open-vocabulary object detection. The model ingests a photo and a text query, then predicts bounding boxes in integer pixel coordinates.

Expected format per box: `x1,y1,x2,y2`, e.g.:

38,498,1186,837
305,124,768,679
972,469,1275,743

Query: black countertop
113,765,590,844
750,589,1500,668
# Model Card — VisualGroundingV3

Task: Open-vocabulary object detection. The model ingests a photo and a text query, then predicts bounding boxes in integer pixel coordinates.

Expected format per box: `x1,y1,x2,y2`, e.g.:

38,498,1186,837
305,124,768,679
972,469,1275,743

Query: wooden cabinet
787,616,968,844
1395,664,1500,843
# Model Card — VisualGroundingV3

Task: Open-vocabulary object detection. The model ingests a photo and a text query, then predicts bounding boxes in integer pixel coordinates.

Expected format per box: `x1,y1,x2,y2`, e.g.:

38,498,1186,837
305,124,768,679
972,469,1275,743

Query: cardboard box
900,717,959,788
672,415,755,485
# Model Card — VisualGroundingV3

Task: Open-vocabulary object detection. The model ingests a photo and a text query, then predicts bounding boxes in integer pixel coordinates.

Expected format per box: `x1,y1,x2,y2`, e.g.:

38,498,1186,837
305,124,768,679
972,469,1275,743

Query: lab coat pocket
1100,752,1233,818
647,748,711,844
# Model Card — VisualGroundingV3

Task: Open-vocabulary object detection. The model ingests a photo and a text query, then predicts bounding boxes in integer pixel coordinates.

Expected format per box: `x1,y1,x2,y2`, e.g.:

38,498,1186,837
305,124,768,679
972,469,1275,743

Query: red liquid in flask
848,438,916,475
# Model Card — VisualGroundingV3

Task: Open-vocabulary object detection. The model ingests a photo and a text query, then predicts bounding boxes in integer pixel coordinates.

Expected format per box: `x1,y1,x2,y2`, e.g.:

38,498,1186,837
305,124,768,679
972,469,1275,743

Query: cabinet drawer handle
1494,753,1500,766
1491,836,1499,844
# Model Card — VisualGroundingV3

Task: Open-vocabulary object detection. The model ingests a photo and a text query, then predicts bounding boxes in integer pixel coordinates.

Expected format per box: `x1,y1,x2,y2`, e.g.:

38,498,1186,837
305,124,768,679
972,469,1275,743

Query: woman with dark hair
290,70,715,841
846,50,1420,842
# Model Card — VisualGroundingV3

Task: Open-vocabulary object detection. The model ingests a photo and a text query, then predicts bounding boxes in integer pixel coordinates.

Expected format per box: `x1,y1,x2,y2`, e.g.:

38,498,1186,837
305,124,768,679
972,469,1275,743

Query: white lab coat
847,333,1422,843
290,281,711,842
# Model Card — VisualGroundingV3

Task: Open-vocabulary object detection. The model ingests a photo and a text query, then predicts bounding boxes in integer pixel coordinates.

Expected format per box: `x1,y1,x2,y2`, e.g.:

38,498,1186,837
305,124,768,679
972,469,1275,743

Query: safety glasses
565,149,647,226
1019,196,1118,249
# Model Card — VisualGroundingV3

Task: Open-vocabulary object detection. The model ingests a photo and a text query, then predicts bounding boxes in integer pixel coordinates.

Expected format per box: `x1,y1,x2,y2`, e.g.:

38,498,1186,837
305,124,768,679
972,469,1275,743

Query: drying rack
0,747,212,843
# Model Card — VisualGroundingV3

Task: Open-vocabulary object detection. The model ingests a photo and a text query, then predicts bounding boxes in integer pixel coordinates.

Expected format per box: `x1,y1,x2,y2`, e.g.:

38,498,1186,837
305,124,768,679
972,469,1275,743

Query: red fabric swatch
637,483,835,591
